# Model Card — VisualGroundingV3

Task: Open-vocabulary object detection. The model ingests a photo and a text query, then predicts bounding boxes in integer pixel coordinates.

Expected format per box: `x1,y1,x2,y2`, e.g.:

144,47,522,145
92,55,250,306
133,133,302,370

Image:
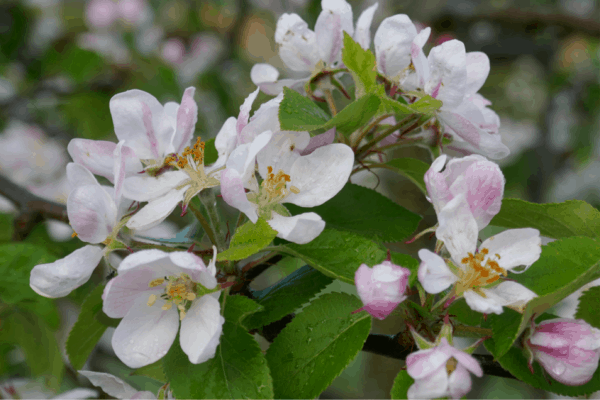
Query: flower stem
198,189,226,253
188,200,218,250
351,113,394,149
355,114,417,159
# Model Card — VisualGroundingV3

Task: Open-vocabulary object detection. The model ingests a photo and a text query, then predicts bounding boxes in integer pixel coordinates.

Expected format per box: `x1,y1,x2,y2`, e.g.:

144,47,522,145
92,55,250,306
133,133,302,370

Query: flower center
445,357,458,374
147,273,197,320
248,166,300,219
455,247,507,296
164,137,223,206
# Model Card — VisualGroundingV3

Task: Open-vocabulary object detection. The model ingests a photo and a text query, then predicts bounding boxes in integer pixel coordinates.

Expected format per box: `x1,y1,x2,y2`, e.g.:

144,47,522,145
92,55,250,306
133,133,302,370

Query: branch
0,174,68,240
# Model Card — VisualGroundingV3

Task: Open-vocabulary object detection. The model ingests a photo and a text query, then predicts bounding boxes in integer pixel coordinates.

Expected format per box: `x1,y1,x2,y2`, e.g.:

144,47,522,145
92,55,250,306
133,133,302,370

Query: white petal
410,27,431,87
480,228,541,272
237,88,260,135
30,245,103,298
482,281,537,312
315,0,353,65
268,212,325,244
406,346,451,380
53,388,99,399
275,13,319,72
240,94,282,144
465,52,490,95
112,296,179,368
407,366,450,400
126,187,187,231
66,162,99,189
417,249,458,294
122,170,189,202
427,40,467,109
78,371,139,399
436,194,478,262
463,289,504,315
226,131,273,185
180,294,225,364
110,89,174,160
220,168,259,223
250,64,308,95
353,3,378,50
212,116,238,170
286,143,354,207
256,131,309,178
68,184,117,243
169,252,217,289
171,87,198,154
113,140,133,205
67,139,117,182
447,364,473,399
374,15,417,78
103,266,164,318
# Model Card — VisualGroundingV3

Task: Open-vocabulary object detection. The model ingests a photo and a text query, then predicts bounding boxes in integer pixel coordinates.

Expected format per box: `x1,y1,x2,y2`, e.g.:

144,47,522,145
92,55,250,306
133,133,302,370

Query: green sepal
435,322,453,346
410,326,435,350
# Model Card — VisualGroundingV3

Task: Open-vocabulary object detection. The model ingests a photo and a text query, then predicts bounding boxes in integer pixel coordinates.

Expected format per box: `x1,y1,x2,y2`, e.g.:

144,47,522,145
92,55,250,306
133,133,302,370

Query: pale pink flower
354,260,410,320
425,154,504,231
103,248,224,368
79,371,155,399
406,337,483,400
526,318,600,386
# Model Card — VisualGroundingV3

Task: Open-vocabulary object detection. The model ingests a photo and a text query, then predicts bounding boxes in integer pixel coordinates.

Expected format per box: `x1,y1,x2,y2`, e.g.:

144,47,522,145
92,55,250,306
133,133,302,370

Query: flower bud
526,318,600,386
354,261,410,320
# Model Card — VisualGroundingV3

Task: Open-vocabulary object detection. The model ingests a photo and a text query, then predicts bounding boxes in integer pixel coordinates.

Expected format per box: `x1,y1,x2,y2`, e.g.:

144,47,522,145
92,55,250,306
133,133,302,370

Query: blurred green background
0,0,599,398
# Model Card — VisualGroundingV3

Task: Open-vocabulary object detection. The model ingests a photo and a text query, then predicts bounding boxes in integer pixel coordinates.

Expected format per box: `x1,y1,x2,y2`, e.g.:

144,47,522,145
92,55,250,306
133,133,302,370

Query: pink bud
354,261,410,320
86,0,118,29
117,0,147,25
526,318,600,386
424,154,504,231
161,38,186,65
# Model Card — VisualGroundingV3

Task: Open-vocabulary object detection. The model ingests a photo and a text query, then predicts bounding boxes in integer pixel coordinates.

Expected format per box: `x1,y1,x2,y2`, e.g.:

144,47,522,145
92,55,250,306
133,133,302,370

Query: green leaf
131,360,167,383
62,92,113,140
24,223,83,259
0,243,57,304
484,338,600,396
487,237,600,358
410,95,443,113
17,297,60,329
3,312,64,389
279,87,330,131
378,94,415,116
276,229,387,284
490,199,600,239
0,213,14,242
245,265,334,330
286,183,421,243
43,45,106,84
575,286,600,329
342,32,377,97
390,370,413,399
66,284,110,370
323,94,380,136
266,292,371,399
204,137,218,165
217,218,278,261
487,308,523,356
164,295,273,399
390,252,420,287
382,158,429,195
447,298,482,327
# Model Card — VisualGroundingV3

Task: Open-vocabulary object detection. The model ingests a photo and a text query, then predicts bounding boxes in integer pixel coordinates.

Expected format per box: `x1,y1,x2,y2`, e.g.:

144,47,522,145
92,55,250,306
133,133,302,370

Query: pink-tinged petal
53,388,99,399
180,294,224,364
68,184,117,243
418,249,458,294
407,366,450,400
212,116,238,170
30,245,103,298
110,90,174,160
286,143,354,207
300,128,336,156
220,168,259,223
78,371,139,399
103,267,163,318
113,141,132,205
424,154,453,213
112,295,179,368
355,261,410,319
315,0,352,66
436,194,478,262
533,319,600,350
411,27,431,87
67,139,117,182
169,252,217,290
480,228,541,272
66,162,99,190
427,40,467,109
250,64,309,96
130,391,156,399
126,187,187,231
122,170,189,202
275,13,319,72
256,131,309,178
353,3,378,50
237,88,260,135
374,14,417,77
532,345,600,385
448,346,483,377
463,289,504,315
117,249,169,273
447,364,473,399
240,94,283,144
171,87,198,154
233,131,273,186
406,346,452,380
267,212,325,244
474,281,537,314
465,52,490,95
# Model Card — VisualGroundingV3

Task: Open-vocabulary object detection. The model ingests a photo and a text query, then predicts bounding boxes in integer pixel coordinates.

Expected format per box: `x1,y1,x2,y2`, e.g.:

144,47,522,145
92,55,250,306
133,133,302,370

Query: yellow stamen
186,292,196,301
162,302,173,310
290,186,300,194
71,231,78,238
456,247,507,295
446,357,458,374
179,310,186,320
149,278,165,288
147,294,157,307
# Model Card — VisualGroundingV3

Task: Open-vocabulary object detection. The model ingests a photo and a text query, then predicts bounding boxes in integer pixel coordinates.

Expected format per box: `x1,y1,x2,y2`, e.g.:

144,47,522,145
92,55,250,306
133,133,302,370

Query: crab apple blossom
418,194,541,314
221,130,354,244
406,337,483,400
524,318,600,386
79,371,155,399
425,154,504,231
250,0,378,95
103,248,224,368
354,260,410,320
29,143,132,298
68,87,197,182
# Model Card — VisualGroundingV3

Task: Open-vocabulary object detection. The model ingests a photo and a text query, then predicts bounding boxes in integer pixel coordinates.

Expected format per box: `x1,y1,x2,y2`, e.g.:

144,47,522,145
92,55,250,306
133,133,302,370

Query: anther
162,302,173,310
147,294,157,307
149,278,165,288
